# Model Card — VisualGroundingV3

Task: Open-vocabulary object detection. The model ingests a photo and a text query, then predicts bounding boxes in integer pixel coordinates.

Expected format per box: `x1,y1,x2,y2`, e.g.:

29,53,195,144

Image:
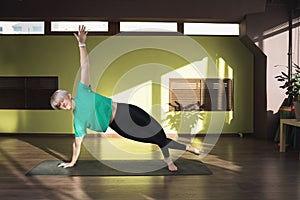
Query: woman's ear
68,93,72,100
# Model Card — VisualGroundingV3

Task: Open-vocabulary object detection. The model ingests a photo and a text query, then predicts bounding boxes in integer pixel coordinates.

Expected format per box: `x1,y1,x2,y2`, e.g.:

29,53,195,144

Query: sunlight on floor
140,194,156,200
202,154,242,172
0,138,52,181
46,147,69,161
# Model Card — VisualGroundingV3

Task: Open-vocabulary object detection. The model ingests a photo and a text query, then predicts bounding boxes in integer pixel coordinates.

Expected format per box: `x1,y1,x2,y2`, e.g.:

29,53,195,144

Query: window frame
0,20,240,36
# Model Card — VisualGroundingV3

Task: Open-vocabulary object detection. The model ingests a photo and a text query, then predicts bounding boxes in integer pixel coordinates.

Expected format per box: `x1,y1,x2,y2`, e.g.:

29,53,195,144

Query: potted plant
275,62,300,120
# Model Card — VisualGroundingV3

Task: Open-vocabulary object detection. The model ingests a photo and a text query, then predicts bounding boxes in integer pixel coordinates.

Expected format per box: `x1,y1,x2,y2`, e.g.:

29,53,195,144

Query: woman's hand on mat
57,162,74,168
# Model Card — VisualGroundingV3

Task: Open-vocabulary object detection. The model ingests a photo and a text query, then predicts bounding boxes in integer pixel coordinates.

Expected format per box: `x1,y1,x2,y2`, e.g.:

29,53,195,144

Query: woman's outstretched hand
74,25,88,44
57,162,75,168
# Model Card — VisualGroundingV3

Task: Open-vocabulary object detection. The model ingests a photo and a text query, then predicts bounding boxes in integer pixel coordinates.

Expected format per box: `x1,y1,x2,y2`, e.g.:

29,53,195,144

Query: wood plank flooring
0,134,299,200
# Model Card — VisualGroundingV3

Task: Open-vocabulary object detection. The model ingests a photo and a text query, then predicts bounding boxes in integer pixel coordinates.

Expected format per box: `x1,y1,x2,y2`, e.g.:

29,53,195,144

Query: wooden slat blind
169,78,233,111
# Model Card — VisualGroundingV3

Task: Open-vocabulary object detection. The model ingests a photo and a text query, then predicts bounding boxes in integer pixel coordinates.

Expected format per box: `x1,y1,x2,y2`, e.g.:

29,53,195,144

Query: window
0,77,58,109
51,21,108,32
0,21,44,34
0,21,241,35
13,26,22,33
169,78,233,111
184,23,239,35
32,26,43,33
120,22,178,32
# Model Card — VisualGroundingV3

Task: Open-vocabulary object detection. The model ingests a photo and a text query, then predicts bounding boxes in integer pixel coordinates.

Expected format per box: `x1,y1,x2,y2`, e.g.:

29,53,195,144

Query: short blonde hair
50,90,70,110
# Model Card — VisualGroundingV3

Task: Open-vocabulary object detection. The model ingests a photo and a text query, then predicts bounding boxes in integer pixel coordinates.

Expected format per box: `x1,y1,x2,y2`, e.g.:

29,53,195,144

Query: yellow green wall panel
0,35,253,135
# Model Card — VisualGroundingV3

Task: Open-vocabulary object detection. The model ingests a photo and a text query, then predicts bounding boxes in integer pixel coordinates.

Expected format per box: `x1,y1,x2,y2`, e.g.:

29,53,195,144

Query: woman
50,25,202,171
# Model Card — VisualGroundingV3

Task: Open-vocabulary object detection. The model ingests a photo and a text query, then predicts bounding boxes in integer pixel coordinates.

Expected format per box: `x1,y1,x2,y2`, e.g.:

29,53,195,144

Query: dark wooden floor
0,134,299,200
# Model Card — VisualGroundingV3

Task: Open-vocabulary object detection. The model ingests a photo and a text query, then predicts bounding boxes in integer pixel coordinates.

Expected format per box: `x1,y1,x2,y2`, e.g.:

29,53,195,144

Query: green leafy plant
275,63,300,102
163,111,204,133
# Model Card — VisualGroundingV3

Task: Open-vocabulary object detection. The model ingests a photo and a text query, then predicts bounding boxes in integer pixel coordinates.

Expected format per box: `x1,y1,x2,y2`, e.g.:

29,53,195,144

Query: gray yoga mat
26,158,212,176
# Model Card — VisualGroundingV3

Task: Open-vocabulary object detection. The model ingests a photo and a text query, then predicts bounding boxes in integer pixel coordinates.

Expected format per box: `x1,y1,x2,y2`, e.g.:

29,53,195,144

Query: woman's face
58,94,73,110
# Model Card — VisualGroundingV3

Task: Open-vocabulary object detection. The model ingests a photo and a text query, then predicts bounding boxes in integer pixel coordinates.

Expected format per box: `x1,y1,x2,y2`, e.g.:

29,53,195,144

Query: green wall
0,35,253,134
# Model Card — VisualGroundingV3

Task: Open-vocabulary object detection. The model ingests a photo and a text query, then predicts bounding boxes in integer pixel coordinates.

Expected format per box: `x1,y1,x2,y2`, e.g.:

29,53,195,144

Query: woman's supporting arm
58,136,84,168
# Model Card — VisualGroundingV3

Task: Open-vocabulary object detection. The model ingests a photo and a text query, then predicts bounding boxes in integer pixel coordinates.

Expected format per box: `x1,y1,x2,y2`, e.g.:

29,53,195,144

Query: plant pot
293,101,300,121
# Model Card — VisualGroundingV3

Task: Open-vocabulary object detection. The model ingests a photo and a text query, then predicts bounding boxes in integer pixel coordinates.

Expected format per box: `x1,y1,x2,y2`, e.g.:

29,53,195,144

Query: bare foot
164,157,178,171
186,145,203,155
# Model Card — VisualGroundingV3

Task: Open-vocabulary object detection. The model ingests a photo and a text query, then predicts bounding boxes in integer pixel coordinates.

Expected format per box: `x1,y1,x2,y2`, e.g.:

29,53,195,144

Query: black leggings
109,103,186,158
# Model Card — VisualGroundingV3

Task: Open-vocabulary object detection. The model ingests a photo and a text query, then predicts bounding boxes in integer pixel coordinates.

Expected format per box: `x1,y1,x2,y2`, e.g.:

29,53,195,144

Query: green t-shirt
73,82,112,137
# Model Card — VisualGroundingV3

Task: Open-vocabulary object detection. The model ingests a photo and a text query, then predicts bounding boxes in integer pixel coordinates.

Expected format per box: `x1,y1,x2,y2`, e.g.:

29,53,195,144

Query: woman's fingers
74,25,88,43
57,162,65,168
79,25,85,32
57,162,73,168
73,33,79,40
79,25,86,34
